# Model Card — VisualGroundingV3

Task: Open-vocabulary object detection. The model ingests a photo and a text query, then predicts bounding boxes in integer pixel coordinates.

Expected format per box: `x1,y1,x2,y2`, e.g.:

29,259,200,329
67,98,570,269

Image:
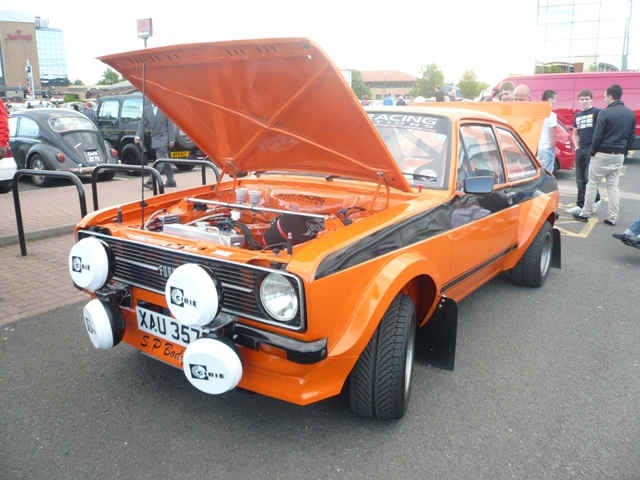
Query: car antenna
140,57,147,227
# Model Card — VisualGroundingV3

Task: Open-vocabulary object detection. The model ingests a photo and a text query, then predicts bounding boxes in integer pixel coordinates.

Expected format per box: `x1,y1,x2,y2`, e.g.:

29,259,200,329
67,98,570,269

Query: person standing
434,85,446,102
414,92,426,103
135,102,177,188
498,81,515,101
536,90,558,172
84,102,96,122
361,95,370,106
382,93,394,106
565,90,601,214
513,84,531,101
573,84,636,226
396,95,407,106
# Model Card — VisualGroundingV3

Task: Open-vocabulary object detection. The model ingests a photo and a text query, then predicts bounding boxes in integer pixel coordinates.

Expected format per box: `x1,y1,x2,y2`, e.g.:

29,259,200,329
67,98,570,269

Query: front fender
329,251,441,358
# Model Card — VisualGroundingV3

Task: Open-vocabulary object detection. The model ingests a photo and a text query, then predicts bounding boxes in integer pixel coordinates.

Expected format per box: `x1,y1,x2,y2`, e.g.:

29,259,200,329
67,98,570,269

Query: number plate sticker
85,150,102,162
170,150,190,158
136,306,205,347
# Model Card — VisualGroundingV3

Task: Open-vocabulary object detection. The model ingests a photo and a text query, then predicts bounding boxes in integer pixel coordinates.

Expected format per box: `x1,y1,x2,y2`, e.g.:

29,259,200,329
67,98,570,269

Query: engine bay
137,184,384,251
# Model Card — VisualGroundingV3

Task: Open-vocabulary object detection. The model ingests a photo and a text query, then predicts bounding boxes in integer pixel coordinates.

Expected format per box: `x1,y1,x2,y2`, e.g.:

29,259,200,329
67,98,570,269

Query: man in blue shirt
382,93,394,106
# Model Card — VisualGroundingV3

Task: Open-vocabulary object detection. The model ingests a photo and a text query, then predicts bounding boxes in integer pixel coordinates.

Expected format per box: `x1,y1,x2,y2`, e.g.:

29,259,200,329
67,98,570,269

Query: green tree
457,69,482,99
346,69,372,100
72,79,84,85
96,68,124,85
412,63,445,98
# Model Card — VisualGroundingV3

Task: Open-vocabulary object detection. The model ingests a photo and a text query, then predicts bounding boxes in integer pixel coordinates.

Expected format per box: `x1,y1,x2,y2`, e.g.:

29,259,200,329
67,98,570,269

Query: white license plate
85,150,101,162
136,306,206,347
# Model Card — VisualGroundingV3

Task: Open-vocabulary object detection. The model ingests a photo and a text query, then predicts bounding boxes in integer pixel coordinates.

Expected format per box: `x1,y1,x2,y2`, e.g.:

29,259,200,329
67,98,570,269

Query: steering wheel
413,162,438,180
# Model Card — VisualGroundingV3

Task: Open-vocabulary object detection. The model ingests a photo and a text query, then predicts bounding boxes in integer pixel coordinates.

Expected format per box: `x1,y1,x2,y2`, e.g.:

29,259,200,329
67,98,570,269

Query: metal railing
12,170,87,257
90,164,164,210
152,158,220,185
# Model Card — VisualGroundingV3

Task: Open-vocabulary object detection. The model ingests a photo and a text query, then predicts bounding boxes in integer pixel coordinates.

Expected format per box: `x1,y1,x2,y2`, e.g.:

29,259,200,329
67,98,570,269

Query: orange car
68,38,561,420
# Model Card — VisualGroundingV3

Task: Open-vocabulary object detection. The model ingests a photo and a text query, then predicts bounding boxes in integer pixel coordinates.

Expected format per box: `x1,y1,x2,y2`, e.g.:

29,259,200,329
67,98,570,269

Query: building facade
361,70,416,100
536,0,638,73
0,10,68,100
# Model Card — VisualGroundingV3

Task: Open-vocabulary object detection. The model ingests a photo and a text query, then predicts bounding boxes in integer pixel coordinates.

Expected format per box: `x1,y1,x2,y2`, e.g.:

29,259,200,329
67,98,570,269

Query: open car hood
99,38,412,191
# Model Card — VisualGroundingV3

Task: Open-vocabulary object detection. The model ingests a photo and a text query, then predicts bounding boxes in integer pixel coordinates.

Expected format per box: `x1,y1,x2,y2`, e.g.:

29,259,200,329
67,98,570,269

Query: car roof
10,109,89,119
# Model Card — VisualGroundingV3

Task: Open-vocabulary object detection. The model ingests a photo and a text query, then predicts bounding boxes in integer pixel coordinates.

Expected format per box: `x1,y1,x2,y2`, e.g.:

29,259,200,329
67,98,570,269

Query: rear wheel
175,163,195,171
121,144,142,166
98,170,116,181
30,154,54,187
347,294,416,420
510,221,553,287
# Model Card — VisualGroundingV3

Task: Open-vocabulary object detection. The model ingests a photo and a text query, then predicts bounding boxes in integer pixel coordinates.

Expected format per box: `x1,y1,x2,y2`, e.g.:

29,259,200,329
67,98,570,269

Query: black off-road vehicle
95,93,202,170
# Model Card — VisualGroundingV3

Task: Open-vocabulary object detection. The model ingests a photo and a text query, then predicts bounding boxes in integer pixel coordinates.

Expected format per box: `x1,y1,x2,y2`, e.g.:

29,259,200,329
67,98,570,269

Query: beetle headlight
260,274,298,322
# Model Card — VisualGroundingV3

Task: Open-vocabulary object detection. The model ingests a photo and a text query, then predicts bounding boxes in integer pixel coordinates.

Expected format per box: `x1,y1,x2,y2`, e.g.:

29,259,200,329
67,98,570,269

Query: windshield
368,112,451,188
49,116,97,133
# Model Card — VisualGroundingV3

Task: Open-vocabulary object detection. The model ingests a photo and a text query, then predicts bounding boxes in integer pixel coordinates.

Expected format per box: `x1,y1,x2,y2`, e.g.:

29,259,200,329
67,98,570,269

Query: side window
121,98,142,124
17,117,39,137
496,127,538,181
458,124,505,187
8,117,17,136
97,100,120,122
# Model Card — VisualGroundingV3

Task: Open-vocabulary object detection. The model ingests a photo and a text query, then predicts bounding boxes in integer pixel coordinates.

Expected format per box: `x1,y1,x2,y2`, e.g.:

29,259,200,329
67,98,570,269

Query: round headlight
260,274,298,322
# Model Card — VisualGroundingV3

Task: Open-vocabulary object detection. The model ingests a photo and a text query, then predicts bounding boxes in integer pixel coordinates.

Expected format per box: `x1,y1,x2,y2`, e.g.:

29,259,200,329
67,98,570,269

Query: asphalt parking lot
1,157,639,479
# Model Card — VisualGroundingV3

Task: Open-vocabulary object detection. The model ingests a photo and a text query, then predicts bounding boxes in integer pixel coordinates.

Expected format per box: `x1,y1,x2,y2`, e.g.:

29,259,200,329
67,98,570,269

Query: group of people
365,86,456,107
497,80,637,248
568,84,636,250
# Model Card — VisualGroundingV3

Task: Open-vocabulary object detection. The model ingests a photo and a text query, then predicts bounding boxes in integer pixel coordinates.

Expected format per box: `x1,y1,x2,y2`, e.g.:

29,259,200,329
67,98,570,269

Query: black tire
30,154,54,187
510,221,553,287
175,163,195,171
98,170,116,181
347,294,416,420
174,128,195,150
121,144,142,166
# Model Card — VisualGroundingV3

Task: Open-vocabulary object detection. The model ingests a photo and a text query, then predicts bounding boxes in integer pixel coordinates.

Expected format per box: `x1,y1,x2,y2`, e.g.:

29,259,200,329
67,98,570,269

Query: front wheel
347,294,416,420
510,221,553,287
30,154,54,187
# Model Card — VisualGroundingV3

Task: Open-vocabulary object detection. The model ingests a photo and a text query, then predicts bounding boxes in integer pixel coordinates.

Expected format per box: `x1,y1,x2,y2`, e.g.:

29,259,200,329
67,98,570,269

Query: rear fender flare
27,145,59,169
330,252,441,358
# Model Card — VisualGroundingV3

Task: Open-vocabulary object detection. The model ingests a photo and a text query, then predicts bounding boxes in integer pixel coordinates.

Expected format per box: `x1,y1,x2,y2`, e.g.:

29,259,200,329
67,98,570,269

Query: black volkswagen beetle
8,109,119,187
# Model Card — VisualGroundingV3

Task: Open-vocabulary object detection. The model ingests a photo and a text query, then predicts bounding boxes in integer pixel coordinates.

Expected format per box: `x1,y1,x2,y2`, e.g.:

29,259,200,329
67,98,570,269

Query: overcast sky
1,0,638,85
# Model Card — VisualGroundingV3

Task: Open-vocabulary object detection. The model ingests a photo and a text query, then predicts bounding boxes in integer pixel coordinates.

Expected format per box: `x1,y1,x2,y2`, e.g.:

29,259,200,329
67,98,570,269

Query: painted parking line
555,217,598,238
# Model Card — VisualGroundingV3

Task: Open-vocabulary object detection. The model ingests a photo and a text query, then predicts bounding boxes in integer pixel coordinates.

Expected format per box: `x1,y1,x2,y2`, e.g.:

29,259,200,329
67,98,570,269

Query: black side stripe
441,243,518,294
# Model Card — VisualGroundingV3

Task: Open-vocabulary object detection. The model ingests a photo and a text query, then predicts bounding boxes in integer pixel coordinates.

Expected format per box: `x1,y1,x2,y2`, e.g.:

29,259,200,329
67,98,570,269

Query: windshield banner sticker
368,113,442,132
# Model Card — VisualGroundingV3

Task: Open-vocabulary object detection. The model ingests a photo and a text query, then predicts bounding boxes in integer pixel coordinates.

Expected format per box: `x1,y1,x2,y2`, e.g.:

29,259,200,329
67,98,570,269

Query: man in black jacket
573,84,636,226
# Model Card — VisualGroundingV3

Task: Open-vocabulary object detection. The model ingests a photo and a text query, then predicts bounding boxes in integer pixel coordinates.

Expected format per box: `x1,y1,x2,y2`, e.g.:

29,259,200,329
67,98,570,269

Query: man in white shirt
536,90,557,172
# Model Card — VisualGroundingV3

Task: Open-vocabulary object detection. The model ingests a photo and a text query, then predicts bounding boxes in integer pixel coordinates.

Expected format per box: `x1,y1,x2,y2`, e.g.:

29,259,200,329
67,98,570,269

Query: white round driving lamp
165,264,222,327
68,237,115,292
182,337,243,394
83,298,125,349
259,273,298,322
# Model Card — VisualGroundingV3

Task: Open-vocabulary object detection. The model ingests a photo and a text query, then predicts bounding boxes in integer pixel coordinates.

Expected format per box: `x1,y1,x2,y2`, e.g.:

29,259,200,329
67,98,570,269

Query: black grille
79,231,305,331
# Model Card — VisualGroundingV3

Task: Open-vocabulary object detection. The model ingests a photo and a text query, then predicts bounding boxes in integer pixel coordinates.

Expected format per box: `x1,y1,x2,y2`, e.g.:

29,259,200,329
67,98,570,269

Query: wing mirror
464,176,494,195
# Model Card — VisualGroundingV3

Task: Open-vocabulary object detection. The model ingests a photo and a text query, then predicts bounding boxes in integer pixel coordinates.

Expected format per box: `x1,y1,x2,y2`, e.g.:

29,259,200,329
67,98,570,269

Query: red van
494,72,640,151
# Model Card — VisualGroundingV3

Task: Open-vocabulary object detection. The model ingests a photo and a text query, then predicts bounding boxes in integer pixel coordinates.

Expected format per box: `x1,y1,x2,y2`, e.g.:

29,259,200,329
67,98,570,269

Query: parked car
69,38,561,420
94,93,202,170
0,150,17,193
8,109,119,187
555,120,575,172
